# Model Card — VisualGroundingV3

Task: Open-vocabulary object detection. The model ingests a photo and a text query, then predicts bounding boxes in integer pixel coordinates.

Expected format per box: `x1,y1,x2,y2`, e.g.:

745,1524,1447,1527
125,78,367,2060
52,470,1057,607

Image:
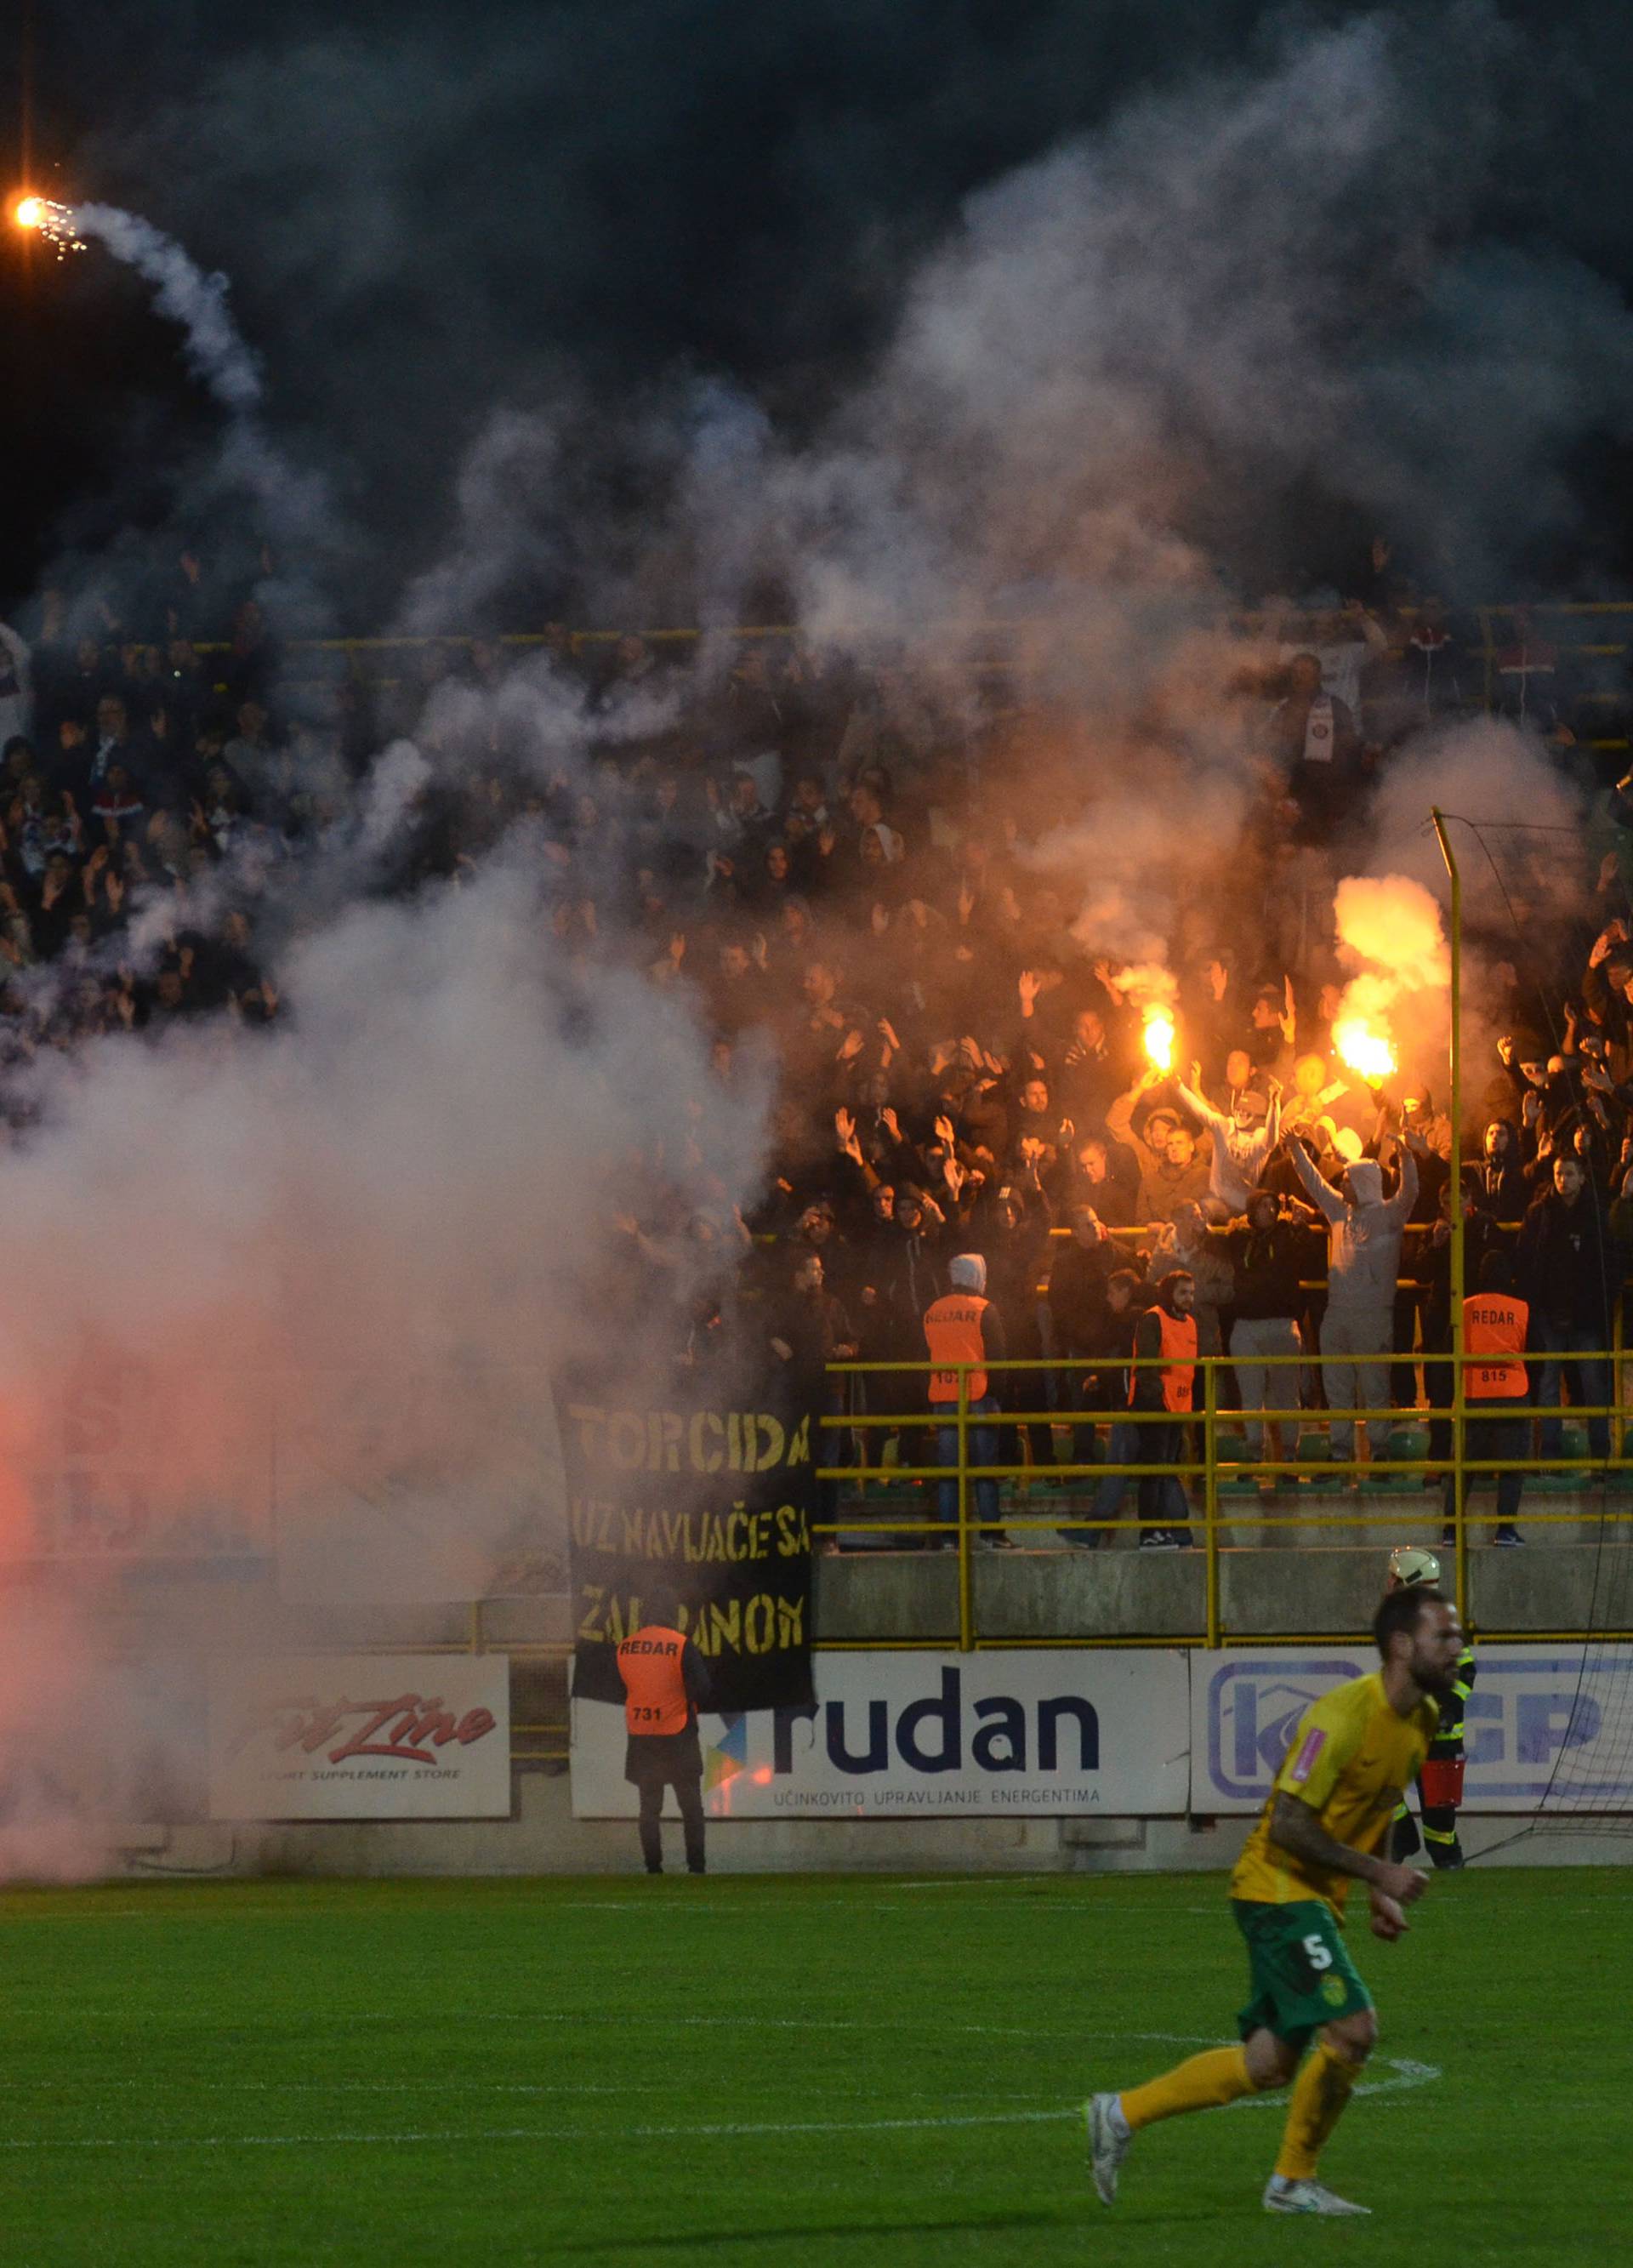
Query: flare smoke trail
73,203,263,413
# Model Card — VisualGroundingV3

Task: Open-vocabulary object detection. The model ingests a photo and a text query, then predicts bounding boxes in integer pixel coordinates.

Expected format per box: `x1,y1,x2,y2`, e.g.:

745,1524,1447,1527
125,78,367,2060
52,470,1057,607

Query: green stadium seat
1368,1425,1429,1491
1534,1420,1590,1491
1214,1428,1260,1495
1295,1429,1341,1487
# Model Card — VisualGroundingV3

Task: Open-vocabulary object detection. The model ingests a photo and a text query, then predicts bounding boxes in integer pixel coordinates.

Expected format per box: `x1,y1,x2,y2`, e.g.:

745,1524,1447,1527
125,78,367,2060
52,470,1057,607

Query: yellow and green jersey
1230,1671,1440,1920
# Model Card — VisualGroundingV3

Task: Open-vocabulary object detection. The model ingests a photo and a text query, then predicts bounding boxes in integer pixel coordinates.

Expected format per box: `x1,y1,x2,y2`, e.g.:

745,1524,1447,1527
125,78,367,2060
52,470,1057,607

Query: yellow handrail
816,1348,1630,1650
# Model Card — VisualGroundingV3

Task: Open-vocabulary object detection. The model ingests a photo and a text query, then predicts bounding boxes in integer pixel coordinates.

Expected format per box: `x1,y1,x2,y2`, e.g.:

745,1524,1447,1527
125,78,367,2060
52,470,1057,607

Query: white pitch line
1228,2058,1442,2108
0,2062,1442,2155
339,2012,1227,2045
0,2107,1077,2154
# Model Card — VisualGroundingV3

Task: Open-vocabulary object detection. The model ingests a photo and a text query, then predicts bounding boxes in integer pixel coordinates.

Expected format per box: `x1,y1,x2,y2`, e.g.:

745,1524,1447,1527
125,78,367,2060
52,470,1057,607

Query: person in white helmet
1385,1545,1476,1869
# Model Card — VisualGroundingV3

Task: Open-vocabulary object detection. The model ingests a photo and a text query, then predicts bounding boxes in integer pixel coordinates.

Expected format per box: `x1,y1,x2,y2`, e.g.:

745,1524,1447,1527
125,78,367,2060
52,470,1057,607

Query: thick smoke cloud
6,7,1633,1872
18,2,1633,610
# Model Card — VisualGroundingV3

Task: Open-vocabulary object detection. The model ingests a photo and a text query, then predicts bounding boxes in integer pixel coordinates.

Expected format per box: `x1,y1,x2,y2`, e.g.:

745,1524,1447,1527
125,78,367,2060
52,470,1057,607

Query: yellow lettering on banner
566,1404,607,1462
777,1595,805,1648
689,1411,725,1473
609,1412,647,1469
786,1414,811,1467
754,1414,785,1471
743,1594,775,1655
621,1507,646,1553
571,1498,620,1549
775,1504,811,1557
725,1508,747,1562
578,1586,606,1642
710,1598,742,1654
606,1593,630,1644
658,1411,684,1471
727,1412,745,1472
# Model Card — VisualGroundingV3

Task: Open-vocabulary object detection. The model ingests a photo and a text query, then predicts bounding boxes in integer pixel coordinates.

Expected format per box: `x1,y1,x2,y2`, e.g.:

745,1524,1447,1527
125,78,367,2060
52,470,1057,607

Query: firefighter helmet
1386,1544,1442,1592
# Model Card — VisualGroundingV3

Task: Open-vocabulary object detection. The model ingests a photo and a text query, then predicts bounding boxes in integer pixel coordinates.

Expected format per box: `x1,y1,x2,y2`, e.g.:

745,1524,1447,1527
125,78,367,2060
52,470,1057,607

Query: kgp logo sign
1202,1655,1365,1806
1193,1646,1633,1813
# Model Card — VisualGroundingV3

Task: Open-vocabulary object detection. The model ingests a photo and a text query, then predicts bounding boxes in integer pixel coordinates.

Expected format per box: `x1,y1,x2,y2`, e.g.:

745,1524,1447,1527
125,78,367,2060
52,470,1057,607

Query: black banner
557,1369,817,1712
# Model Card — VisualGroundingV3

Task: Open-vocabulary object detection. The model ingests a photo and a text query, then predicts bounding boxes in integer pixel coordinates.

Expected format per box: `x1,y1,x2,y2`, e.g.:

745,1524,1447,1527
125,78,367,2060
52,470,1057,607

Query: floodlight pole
1431,808,1465,1619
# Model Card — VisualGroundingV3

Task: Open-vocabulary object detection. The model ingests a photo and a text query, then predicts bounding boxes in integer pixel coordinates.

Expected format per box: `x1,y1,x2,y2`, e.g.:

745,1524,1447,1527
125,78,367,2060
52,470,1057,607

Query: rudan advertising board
572,1648,1190,1818
208,1654,511,1820
1191,1644,1633,1814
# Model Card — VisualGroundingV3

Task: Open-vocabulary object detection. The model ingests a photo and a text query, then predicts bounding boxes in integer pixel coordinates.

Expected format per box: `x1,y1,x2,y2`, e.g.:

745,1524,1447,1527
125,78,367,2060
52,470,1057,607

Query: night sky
5,0,1633,623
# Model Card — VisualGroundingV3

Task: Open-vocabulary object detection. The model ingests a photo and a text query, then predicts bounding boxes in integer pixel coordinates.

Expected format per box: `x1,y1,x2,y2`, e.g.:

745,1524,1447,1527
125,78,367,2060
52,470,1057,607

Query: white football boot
1085,2093,1131,2204
1263,2174,1371,2215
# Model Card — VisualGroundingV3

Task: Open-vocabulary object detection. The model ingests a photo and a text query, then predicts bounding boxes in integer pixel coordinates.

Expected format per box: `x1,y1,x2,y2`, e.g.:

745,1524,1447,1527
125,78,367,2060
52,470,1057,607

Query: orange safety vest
1463,1293,1529,1399
923,1293,992,1404
1130,1308,1198,1414
617,1625,691,1736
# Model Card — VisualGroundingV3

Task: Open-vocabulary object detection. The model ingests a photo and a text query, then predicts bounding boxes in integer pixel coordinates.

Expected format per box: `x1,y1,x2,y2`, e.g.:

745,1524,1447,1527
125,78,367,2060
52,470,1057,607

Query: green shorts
1232,1898,1373,2052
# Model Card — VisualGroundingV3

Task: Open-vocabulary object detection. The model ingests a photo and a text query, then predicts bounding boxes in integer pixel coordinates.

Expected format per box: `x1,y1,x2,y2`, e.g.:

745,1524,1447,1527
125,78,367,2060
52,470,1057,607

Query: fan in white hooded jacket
1288,1137,1419,1310
1173,1072,1282,1217
1288,1131,1420,1459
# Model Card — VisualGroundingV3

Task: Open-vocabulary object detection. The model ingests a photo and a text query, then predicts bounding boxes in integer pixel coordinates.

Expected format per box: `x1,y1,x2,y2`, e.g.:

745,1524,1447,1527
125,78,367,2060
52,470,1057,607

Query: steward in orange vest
1129,1274,1199,1413
1128,1270,1198,1550
1463,1290,1529,1401
923,1252,1008,1403
615,1585,712,1876
1442,1252,1529,1559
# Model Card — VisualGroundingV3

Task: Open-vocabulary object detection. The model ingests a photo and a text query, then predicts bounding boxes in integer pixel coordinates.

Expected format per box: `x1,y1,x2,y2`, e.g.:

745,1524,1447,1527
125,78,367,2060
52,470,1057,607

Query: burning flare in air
1333,1017,1397,1082
12,195,84,253
1142,1009,1176,1072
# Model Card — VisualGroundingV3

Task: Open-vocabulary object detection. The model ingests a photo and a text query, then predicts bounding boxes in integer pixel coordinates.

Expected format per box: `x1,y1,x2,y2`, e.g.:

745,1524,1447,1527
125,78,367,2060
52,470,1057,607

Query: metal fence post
1203,1358,1220,1649
1433,806,1467,1621
957,1364,973,1652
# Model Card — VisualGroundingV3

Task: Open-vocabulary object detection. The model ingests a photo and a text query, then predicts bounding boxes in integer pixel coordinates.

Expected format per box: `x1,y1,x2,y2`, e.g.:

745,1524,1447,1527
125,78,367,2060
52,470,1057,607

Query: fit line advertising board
571,1649,1192,1818
208,1654,512,1820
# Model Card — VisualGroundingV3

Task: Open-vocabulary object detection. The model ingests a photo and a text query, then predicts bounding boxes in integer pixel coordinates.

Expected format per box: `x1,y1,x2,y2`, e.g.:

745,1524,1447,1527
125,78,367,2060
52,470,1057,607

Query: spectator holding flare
1174,1058,1283,1216
1106,1072,1212,1226
616,1584,712,1878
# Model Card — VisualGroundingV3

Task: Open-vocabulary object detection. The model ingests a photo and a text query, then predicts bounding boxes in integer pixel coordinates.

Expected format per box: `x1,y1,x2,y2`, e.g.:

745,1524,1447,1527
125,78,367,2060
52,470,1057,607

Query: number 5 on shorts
1301,1933,1333,1971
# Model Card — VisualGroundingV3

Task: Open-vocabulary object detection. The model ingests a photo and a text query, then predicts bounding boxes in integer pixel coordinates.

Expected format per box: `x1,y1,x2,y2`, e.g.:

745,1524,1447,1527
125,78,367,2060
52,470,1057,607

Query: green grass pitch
3,1866,1629,2264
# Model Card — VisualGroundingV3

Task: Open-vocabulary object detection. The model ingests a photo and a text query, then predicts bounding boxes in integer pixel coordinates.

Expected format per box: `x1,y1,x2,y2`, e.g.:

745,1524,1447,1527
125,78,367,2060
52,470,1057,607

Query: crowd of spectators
3,544,1632,1552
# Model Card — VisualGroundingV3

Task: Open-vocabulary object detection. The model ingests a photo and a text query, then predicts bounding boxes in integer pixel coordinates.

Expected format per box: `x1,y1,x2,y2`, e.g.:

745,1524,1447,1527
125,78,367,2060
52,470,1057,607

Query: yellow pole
1203,1358,1220,1647
957,1364,973,1652
1431,808,1466,1621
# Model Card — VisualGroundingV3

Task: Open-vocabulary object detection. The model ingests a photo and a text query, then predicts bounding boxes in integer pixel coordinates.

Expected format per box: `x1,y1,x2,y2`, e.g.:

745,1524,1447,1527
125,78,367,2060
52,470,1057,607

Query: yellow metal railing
816,1348,1633,1651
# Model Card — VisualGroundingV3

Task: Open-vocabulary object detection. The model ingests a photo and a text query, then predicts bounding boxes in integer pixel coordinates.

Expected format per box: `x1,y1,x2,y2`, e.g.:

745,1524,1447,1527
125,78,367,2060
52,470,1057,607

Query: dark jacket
1047,1238,1116,1351
1224,1218,1307,1320
1515,1188,1623,1336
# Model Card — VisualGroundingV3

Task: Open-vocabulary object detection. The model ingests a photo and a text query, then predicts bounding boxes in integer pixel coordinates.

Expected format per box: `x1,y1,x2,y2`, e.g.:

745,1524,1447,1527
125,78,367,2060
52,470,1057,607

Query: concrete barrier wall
114,1770,1626,1880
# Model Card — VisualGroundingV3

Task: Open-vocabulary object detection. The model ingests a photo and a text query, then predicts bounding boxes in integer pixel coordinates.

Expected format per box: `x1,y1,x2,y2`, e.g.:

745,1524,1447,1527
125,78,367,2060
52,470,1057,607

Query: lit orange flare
1142,1010,1175,1072
1333,1017,1397,1081
14,197,43,229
